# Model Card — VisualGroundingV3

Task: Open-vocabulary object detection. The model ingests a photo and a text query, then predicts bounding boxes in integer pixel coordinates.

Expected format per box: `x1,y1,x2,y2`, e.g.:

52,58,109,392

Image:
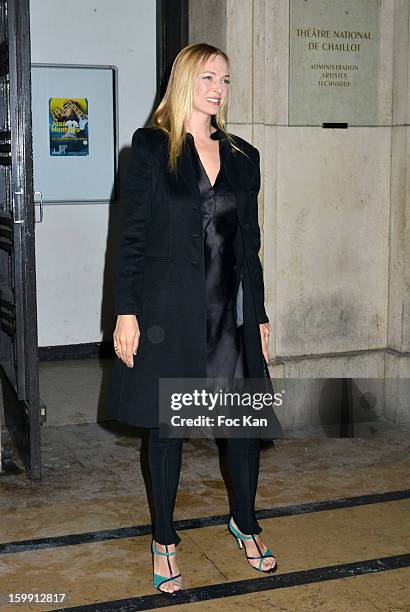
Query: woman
107,43,281,595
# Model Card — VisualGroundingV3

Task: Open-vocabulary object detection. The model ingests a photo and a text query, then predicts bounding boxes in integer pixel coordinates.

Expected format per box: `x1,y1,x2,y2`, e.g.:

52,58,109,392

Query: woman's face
193,54,230,117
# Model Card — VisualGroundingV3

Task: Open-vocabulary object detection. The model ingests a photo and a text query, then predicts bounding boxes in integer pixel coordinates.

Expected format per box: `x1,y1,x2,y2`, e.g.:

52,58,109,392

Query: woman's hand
259,322,271,363
113,315,140,368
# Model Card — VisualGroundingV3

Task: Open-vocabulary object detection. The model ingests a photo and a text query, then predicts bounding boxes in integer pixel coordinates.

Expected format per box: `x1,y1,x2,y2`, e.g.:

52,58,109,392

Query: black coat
107,124,283,435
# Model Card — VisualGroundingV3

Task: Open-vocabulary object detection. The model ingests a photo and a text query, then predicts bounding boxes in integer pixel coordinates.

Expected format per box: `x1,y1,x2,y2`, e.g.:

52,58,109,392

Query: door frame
0,0,41,480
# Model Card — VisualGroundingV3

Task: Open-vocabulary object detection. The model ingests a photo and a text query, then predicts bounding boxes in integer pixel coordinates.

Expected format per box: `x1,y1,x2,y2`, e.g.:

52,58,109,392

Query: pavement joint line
1,488,409,555
47,553,410,611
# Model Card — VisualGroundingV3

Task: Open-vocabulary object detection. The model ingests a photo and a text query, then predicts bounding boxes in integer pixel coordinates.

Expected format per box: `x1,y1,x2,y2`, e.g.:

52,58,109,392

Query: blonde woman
107,43,278,596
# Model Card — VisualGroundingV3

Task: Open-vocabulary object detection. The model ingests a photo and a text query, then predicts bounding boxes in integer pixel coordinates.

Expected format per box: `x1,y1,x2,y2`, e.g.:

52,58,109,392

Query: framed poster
31,64,118,203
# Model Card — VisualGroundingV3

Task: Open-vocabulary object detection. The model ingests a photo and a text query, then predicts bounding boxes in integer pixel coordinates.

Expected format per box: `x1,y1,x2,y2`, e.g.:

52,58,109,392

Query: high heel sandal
151,540,182,595
227,516,278,573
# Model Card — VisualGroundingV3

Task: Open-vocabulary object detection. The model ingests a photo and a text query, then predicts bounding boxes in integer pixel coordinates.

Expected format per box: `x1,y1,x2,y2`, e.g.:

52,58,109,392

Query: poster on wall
49,97,89,156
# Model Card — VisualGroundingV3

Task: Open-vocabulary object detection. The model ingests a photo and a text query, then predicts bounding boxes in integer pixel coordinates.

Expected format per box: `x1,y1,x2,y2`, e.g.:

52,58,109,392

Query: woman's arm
113,128,152,368
246,148,270,325
114,128,152,316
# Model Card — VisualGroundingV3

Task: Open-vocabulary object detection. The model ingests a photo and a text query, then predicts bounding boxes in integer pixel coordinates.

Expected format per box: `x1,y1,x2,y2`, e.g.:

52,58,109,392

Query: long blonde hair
149,42,246,175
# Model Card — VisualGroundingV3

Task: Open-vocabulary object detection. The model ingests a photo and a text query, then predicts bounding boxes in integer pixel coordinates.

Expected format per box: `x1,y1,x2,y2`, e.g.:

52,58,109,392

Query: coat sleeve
114,128,152,316
247,147,270,324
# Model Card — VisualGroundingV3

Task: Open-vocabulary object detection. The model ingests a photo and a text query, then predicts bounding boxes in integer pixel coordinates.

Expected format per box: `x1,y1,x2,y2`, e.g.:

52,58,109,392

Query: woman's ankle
230,516,260,537
231,517,248,538
153,539,176,550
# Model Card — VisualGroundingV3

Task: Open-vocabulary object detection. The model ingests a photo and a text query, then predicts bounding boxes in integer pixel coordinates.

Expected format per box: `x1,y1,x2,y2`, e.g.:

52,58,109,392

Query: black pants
148,427,262,546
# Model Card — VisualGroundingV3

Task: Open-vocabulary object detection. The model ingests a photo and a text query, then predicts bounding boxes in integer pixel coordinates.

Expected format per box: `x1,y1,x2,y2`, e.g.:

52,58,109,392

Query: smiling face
193,53,230,117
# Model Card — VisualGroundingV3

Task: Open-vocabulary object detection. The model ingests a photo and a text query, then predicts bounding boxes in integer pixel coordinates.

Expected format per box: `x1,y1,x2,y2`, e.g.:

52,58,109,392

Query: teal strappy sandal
151,540,182,595
227,517,277,573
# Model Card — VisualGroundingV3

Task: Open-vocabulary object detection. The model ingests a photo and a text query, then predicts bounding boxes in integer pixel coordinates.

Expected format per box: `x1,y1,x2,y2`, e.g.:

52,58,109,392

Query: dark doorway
156,0,189,97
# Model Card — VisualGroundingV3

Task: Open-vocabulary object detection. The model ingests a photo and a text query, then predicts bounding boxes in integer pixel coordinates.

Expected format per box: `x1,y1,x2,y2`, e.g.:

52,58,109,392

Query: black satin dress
188,137,249,380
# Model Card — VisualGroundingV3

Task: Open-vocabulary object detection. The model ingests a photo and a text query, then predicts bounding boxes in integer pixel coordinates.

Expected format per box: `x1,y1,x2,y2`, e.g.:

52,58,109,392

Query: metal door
0,0,41,479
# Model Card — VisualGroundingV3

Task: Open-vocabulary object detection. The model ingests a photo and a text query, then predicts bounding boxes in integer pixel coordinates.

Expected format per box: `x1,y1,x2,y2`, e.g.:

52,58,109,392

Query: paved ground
0,358,409,610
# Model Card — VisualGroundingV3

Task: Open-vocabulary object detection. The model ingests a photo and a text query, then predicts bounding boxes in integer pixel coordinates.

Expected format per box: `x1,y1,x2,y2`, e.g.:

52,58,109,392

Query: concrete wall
189,0,227,47
189,0,410,428
30,0,156,346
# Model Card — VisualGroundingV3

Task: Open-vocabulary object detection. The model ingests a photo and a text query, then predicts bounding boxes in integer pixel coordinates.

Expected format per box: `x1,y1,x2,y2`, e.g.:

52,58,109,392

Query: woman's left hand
259,322,271,363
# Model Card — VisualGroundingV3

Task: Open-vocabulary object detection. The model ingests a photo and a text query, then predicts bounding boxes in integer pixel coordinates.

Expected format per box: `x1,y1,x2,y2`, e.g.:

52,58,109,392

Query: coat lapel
221,141,249,224
176,126,249,223
177,136,200,201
